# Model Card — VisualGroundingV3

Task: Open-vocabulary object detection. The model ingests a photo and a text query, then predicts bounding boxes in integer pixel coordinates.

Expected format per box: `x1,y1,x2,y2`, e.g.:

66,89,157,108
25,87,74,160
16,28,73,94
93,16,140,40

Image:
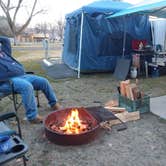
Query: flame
59,109,87,134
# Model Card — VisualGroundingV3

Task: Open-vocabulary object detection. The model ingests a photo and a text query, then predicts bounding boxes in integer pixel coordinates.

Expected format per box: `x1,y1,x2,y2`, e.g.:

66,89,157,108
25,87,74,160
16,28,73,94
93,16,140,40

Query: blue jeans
0,74,57,120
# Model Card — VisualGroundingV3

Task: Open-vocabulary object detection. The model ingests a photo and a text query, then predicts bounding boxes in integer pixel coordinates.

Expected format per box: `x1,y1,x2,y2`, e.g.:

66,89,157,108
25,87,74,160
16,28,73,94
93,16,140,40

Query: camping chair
0,112,28,165
0,75,40,113
0,36,40,114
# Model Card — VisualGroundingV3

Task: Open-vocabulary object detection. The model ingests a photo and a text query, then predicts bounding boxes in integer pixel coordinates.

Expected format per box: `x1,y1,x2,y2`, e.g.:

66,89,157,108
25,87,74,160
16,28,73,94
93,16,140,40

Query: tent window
68,18,78,54
99,32,123,56
68,27,77,54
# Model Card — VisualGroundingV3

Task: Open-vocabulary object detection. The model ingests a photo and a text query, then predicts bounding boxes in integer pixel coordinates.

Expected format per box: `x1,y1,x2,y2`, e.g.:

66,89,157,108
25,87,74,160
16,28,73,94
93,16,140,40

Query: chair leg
11,92,23,138
9,80,28,165
36,90,40,107
15,114,22,138
23,155,28,166
11,92,18,111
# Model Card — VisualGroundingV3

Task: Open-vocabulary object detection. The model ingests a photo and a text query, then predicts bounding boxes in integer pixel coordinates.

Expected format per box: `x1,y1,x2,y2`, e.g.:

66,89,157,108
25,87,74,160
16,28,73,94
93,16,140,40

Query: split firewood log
105,106,126,114
104,100,118,108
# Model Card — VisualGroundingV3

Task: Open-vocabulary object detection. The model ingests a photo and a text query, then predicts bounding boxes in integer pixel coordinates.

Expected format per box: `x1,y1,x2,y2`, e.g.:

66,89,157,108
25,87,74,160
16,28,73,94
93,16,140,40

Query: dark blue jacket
0,36,25,81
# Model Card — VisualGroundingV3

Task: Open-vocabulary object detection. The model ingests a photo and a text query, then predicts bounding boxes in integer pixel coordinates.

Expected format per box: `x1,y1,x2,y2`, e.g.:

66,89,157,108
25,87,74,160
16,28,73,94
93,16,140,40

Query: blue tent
108,0,166,18
62,0,152,77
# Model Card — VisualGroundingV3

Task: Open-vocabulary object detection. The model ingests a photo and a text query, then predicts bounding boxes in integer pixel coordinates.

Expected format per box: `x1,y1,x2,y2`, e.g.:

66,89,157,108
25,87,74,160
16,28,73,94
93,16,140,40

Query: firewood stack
105,100,125,114
103,99,140,129
119,79,144,101
102,80,142,129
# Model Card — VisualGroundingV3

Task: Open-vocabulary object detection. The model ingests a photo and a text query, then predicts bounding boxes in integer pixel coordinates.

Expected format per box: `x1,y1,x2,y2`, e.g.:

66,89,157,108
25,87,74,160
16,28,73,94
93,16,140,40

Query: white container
130,67,137,78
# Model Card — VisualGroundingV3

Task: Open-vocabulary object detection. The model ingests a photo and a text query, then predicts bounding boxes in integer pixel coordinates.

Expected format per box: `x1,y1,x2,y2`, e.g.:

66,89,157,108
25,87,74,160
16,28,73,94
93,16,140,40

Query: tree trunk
13,35,17,46
0,0,44,44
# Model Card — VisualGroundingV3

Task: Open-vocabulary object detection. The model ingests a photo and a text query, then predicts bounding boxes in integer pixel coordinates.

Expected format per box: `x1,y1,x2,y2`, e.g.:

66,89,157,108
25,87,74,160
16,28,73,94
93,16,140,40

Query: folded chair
0,112,28,165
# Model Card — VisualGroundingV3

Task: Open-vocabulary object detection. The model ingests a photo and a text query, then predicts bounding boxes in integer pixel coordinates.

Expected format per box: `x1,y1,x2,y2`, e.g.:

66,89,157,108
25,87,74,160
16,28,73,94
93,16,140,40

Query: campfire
44,107,100,145
49,109,93,135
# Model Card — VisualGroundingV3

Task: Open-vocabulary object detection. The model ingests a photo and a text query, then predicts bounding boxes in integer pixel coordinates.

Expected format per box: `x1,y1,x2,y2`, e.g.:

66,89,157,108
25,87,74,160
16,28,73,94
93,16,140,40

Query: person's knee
21,82,34,93
39,77,50,86
12,79,34,93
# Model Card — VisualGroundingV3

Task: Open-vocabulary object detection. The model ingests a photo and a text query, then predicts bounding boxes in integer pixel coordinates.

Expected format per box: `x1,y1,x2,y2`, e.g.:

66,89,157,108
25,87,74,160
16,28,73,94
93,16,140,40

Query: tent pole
77,11,84,78
122,16,126,57
150,20,155,50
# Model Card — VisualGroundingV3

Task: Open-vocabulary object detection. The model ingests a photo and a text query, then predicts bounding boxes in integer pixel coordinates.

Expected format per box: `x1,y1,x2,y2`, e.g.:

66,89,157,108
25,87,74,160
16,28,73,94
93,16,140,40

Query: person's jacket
0,36,25,81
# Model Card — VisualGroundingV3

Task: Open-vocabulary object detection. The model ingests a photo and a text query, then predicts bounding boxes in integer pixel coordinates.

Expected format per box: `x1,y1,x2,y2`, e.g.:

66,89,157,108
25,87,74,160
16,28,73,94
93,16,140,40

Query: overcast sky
0,0,144,27
28,0,144,26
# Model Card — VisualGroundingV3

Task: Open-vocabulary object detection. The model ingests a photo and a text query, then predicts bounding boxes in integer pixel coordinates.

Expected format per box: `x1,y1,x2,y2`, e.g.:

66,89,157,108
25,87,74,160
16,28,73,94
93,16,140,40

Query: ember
49,109,93,134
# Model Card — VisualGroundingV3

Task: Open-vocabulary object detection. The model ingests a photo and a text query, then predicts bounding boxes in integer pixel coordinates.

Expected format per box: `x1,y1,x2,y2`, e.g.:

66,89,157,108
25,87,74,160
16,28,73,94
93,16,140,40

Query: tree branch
0,0,45,40
13,0,23,24
32,9,45,16
16,0,37,33
0,0,15,33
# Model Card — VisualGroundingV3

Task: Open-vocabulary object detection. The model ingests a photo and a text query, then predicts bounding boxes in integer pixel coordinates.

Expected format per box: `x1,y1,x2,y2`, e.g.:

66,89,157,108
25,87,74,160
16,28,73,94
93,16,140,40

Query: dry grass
12,45,62,78
1,43,166,166
12,43,166,97
1,43,166,112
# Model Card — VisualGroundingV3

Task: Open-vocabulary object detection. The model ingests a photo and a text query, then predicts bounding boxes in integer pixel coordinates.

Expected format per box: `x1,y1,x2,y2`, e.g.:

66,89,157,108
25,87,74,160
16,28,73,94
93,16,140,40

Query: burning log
48,109,94,135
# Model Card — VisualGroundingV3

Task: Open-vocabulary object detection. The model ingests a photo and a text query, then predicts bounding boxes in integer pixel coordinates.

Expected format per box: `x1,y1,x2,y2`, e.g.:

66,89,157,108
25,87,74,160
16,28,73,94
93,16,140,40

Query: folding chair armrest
4,79,15,95
0,112,16,121
0,129,16,136
0,79,9,83
26,71,34,74
0,79,13,85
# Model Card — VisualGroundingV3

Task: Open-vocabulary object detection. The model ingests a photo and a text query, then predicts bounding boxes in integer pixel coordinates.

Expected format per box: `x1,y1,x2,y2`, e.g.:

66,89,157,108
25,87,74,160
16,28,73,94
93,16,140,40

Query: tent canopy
108,0,166,18
66,0,132,18
62,0,151,73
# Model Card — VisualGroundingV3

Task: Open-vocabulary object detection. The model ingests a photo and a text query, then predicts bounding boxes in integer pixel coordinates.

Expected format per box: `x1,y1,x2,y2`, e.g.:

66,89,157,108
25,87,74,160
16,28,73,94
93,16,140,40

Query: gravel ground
2,74,166,166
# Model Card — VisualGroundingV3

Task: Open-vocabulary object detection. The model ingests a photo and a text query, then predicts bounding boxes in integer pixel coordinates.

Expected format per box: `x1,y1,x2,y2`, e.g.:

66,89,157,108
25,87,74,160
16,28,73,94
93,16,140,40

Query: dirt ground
3,74,166,166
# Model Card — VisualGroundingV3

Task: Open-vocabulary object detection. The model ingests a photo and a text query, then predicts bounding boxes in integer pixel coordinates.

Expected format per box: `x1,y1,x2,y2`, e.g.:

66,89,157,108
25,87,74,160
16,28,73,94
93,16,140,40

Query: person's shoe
29,115,43,124
51,103,62,111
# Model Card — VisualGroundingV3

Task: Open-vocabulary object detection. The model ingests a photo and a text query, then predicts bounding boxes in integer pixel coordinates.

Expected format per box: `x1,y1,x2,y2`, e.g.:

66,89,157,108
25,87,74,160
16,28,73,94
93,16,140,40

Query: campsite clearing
1,43,166,166
3,74,166,166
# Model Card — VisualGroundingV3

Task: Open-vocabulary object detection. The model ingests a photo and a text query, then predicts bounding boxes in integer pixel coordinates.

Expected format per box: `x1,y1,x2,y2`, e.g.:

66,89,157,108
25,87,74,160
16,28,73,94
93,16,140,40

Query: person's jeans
0,74,57,120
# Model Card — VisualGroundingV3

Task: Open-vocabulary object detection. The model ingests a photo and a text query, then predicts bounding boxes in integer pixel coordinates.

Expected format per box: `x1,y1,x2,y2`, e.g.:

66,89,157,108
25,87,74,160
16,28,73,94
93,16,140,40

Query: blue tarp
62,0,152,73
66,1,131,18
108,0,166,18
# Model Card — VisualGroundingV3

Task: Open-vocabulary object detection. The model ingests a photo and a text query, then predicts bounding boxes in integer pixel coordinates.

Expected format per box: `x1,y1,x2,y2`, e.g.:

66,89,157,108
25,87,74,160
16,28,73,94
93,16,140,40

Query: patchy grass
13,50,45,76
138,76,166,97
1,43,166,166
12,48,62,80
12,45,166,97
12,41,62,47
158,117,166,123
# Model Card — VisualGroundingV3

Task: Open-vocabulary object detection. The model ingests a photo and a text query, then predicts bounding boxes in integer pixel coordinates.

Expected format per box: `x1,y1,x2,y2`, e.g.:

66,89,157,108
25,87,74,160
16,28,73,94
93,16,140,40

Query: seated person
0,36,61,124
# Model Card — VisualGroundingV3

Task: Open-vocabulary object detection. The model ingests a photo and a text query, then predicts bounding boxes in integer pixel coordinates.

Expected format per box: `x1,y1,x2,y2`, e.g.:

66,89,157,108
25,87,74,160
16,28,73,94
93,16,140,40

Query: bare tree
55,18,65,41
34,22,48,37
0,0,45,44
49,23,56,42
0,16,11,36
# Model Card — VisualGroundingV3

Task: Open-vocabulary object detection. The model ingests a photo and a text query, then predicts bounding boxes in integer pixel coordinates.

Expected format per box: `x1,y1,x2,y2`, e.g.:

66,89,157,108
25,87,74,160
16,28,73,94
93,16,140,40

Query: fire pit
44,107,100,145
